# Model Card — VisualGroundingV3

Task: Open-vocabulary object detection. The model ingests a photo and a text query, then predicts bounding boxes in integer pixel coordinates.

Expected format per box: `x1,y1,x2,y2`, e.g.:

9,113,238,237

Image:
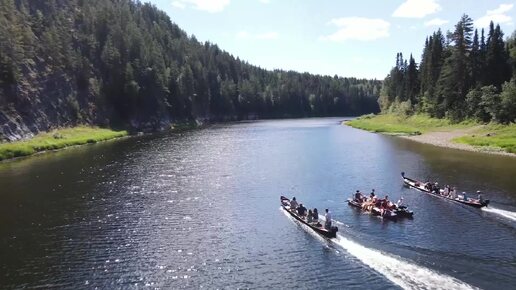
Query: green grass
346,113,516,154
453,123,516,154
346,113,471,135
0,126,128,161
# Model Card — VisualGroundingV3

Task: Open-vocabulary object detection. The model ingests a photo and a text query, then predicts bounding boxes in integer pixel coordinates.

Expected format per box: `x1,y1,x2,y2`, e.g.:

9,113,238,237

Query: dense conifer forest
379,14,516,123
0,0,381,140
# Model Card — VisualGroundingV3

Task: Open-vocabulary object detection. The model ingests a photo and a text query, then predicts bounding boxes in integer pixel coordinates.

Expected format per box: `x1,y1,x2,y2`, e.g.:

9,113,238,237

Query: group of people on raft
289,197,333,230
353,189,402,212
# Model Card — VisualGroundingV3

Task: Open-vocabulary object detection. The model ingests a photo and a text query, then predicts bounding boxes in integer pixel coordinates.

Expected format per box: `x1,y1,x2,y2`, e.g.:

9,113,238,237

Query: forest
0,0,380,140
379,14,516,123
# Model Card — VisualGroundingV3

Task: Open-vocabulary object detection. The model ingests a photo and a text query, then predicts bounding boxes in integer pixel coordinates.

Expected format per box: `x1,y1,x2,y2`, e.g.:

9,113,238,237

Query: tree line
0,0,380,136
379,14,516,123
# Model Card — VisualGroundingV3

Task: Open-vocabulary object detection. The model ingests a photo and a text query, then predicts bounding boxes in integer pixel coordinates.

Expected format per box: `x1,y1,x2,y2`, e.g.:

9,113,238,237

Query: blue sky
146,0,515,79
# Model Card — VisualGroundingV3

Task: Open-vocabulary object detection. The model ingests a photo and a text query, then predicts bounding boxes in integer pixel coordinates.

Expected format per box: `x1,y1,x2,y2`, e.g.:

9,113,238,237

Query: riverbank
0,126,128,161
345,114,516,156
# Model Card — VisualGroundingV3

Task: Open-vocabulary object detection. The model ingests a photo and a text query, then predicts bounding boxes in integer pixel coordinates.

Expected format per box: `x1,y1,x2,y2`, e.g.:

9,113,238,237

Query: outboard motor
331,226,338,233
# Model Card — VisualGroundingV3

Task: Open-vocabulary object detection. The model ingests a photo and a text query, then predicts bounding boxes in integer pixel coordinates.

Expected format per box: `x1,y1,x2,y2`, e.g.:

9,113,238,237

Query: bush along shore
346,114,516,155
0,126,128,161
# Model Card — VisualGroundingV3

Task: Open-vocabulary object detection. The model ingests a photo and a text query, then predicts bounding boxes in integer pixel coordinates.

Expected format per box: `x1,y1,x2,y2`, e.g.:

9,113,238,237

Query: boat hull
280,196,338,239
401,172,489,208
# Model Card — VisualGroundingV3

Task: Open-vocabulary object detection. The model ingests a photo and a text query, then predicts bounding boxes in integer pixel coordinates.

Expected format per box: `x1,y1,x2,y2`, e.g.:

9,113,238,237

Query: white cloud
171,1,186,9
171,0,230,13
236,31,279,40
475,3,514,27
424,18,448,27
320,17,390,42
392,0,441,18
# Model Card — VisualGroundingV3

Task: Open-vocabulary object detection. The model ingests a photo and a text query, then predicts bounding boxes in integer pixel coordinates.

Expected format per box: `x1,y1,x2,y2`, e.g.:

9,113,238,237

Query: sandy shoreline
398,127,516,157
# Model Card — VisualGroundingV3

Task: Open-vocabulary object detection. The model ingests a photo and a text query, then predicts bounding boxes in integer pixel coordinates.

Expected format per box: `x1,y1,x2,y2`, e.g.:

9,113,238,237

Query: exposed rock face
0,0,380,141
1,62,97,141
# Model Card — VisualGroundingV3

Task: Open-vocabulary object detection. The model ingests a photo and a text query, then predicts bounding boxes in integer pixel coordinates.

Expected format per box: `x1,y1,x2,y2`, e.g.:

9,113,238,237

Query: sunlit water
1,118,515,289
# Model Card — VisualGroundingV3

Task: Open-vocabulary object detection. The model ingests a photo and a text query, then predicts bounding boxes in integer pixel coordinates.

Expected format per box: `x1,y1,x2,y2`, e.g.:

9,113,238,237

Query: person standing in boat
290,197,299,211
324,209,332,230
477,191,484,203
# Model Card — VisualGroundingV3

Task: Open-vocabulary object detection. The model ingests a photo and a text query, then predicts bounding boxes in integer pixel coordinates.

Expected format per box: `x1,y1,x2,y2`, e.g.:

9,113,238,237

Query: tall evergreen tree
485,22,511,87
435,14,474,119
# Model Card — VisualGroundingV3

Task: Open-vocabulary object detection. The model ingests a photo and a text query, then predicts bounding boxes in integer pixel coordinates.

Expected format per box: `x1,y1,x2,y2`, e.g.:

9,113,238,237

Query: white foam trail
280,208,476,290
333,234,477,290
482,206,516,222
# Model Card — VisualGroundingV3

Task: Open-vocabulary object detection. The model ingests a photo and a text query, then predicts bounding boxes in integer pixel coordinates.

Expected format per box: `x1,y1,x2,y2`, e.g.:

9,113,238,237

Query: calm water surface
1,118,515,289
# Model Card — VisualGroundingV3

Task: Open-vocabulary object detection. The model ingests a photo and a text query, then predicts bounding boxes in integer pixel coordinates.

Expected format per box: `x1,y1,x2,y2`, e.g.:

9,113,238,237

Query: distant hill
0,0,381,141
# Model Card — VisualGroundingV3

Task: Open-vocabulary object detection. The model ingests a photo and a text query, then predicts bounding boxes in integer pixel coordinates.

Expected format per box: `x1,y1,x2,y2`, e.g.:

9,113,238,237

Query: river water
1,118,515,289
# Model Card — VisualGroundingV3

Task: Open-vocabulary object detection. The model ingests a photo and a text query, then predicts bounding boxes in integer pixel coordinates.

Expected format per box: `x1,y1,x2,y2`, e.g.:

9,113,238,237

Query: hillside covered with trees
379,15,516,123
0,0,381,141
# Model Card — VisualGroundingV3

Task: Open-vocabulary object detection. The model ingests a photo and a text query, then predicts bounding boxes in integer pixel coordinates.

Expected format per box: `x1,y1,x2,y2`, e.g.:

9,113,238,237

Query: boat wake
332,233,477,290
281,209,476,290
481,206,516,222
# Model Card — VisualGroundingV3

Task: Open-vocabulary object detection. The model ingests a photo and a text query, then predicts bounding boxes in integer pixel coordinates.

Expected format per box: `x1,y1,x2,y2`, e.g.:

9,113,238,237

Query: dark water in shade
0,118,515,289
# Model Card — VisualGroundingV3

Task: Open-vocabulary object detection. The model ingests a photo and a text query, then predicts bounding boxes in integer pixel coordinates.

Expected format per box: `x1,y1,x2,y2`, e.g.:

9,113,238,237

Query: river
1,118,515,289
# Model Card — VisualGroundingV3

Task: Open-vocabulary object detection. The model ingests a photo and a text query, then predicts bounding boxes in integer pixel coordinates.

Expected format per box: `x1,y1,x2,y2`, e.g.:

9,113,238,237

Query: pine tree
485,22,511,87
435,14,474,120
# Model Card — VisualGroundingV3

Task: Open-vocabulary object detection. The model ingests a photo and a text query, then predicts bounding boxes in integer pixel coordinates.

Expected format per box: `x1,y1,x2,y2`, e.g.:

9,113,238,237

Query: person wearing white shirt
324,209,332,229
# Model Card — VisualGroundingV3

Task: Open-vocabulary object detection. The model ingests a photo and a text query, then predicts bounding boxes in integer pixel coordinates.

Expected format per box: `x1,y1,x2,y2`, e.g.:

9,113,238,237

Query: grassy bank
0,126,128,161
346,114,516,154
346,114,471,135
453,123,516,154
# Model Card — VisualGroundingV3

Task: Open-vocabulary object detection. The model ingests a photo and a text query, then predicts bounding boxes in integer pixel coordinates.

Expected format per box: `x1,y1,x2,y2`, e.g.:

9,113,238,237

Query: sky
145,0,516,79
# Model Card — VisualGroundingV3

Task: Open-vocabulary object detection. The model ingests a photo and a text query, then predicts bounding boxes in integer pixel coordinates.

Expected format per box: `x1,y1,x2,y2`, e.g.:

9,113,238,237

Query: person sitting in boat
443,185,449,196
477,191,484,203
462,192,468,201
297,203,307,216
396,197,404,207
313,208,320,225
324,209,332,230
382,196,390,209
290,197,299,211
370,189,376,199
354,190,363,202
307,209,313,223
433,183,440,194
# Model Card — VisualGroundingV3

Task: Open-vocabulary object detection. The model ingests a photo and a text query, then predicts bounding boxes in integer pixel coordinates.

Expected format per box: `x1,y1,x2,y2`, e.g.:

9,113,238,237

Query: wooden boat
401,172,489,208
280,196,338,238
347,198,402,220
